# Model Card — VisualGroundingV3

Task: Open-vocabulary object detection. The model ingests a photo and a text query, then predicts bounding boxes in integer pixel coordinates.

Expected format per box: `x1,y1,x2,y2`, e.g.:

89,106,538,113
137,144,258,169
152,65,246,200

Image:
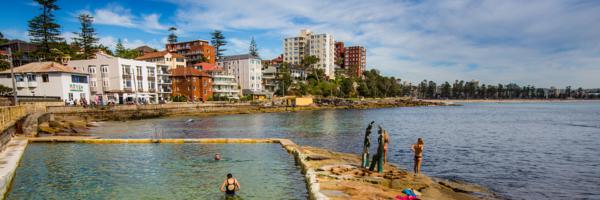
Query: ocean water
87,101,600,200
7,143,308,200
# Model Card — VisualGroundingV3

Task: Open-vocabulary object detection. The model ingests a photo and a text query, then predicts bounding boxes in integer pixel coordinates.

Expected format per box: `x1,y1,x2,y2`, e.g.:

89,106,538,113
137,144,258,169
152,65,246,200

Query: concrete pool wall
0,137,327,200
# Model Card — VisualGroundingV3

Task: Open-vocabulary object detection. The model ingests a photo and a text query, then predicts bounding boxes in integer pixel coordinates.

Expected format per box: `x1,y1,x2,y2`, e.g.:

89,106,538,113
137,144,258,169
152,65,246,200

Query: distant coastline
422,99,600,104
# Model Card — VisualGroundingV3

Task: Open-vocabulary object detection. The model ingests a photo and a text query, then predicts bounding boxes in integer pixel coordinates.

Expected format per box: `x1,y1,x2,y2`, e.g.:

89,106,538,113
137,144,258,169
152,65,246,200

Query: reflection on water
7,144,307,200
89,101,600,199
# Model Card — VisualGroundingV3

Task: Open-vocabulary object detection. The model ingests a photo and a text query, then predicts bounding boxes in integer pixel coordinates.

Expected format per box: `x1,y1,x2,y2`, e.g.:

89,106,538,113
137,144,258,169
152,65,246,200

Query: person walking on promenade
411,138,424,175
220,173,240,197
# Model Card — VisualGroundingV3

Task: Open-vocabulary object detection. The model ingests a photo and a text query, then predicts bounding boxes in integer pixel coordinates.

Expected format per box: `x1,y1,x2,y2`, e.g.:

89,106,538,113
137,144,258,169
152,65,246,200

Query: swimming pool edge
0,137,27,200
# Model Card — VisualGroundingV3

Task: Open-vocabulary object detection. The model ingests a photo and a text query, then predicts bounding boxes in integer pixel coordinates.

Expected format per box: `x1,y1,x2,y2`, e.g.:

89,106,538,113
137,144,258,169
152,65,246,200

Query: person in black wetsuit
220,173,240,197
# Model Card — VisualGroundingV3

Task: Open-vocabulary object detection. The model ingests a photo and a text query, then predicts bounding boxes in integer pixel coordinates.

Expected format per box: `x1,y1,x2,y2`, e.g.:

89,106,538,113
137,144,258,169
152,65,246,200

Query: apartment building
0,62,90,102
344,46,367,77
283,29,336,79
135,51,186,101
194,62,240,98
217,54,262,94
68,53,158,104
170,67,212,102
166,40,216,66
0,40,38,67
335,42,345,67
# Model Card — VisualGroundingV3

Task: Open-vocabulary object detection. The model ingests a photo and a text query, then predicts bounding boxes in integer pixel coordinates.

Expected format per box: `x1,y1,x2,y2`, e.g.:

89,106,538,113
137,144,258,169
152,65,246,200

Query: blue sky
2,0,600,88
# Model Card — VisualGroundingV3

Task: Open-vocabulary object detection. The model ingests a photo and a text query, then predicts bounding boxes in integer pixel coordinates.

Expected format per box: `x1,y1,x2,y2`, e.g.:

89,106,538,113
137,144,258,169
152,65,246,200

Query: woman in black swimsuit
220,173,240,197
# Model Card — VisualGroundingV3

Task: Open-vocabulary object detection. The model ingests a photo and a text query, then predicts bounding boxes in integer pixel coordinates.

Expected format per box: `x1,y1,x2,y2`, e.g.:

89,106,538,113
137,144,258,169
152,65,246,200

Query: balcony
28,81,37,87
213,81,238,86
101,72,108,77
123,88,133,92
149,88,156,93
122,74,132,79
137,88,144,92
90,87,97,92
159,89,172,93
147,76,156,81
16,82,26,88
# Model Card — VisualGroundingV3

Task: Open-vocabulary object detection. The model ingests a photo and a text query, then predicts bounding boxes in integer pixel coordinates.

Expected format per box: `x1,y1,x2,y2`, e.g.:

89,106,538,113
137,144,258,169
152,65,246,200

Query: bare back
412,144,423,157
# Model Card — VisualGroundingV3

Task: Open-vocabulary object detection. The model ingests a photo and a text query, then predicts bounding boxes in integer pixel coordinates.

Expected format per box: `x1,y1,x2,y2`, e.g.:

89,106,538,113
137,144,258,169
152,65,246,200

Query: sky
1,0,599,88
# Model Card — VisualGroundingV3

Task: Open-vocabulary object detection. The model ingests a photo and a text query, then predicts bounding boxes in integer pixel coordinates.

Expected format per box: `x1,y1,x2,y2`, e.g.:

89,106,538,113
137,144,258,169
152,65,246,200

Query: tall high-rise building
344,46,367,77
283,29,335,79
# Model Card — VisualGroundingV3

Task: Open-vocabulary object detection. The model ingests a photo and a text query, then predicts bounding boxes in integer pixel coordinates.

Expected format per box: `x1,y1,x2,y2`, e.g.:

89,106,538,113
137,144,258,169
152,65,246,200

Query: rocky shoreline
39,99,444,136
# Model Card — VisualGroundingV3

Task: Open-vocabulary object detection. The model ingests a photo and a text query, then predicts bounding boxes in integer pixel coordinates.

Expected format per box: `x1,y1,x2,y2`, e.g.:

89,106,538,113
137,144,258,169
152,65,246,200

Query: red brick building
344,46,366,77
261,54,283,67
166,40,216,66
335,42,345,67
170,67,213,101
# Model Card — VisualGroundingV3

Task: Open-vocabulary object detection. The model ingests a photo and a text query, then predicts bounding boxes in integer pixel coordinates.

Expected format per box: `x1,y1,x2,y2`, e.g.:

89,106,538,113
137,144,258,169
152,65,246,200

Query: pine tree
168,27,177,44
28,0,63,60
210,30,227,59
115,39,126,56
73,14,99,59
249,37,258,57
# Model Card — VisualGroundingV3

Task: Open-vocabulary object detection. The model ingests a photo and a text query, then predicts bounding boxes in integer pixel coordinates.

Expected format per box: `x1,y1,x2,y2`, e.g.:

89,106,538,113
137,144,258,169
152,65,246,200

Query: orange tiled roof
170,67,210,77
0,62,85,74
135,51,184,60
193,62,222,71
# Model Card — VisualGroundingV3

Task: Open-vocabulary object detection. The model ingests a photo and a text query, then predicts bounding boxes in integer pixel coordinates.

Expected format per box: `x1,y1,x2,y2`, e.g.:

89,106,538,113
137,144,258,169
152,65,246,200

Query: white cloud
98,36,163,51
162,0,600,87
78,3,170,34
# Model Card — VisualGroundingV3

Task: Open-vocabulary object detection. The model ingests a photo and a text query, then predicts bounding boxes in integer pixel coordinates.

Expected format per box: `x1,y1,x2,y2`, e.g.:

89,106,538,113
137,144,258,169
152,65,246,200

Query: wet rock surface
300,146,497,200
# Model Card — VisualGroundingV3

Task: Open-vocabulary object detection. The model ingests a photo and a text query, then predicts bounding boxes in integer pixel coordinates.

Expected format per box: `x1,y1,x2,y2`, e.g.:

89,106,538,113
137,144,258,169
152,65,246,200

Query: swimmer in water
220,173,240,197
215,153,221,161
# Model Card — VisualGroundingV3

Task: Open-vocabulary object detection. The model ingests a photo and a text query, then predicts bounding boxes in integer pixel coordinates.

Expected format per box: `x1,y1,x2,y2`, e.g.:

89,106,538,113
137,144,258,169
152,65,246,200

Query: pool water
7,143,308,199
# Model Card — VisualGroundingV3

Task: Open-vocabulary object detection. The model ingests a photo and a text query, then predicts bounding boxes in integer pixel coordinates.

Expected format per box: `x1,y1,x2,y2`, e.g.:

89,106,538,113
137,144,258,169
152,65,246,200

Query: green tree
96,44,113,56
28,0,63,60
249,37,258,57
0,60,10,71
0,32,8,45
210,30,227,59
168,27,177,44
73,14,98,59
441,81,451,98
276,63,293,96
0,85,13,95
300,55,320,81
114,39,139,59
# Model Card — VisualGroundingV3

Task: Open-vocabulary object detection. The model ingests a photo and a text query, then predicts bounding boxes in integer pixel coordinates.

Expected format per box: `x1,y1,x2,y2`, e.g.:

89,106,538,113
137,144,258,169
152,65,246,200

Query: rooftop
135,51,184,60
194,62,222,71
170,67,210,77
0,62,86,74
219,54,260,61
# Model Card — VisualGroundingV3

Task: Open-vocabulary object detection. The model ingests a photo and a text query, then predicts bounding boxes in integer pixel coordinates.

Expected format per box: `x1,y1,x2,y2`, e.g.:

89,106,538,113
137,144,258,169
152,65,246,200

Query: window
149,81,155,89
122,65,131,75
88,65,96,74
137,81,143,89
71,75,88,83
15,75,24,82
103,79,109,87
27,74,36,81
42,74,49,82
147,67,155,77
123,80,132,88
136,66,142,76
101,65,108,73
90,80,97,87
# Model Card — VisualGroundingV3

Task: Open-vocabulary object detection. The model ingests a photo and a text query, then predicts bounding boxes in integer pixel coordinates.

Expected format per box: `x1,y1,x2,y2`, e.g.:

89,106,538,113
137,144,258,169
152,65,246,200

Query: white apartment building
217,54,262,94
195,62,240,98
283,29,336,79
69,53,159,104
135,51,186,102
0,62,90,102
